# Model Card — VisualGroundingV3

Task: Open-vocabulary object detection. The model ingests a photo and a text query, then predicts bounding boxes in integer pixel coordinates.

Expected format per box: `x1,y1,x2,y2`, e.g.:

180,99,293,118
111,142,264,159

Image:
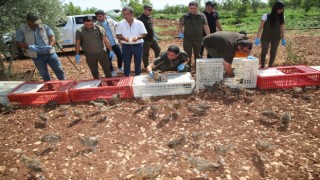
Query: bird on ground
192,131,206,142
139,96,151,105
93,115,108,127
79,136,99,151
214,144,236,155
281,112,292,130
73,109,84,118
261,111,279,119
188,156,220,172
191,87,200,97
41,134,61,145
255,139,275,152
188,104,207,116
148,105,160,120
198,102,211,110
38,113,49,123
20,154,43,172
57,105,70,112
136,166,162,179
204,81,222,93
167,134,186,149
109,93,121,105
89,101,104,107
173,100,183,110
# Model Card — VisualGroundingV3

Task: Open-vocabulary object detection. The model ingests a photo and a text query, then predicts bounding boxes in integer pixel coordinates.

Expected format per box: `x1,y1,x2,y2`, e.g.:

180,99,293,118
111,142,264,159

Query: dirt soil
1,19,320,179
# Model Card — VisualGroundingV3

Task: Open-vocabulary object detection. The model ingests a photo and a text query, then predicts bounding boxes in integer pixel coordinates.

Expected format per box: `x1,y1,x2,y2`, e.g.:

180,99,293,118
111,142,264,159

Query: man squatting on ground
147,45,190,77
16,13,65,81
203,31,253,77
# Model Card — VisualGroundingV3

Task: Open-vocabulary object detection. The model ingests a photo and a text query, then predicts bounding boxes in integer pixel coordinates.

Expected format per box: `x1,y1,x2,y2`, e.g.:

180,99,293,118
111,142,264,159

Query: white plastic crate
132,72,195,97
196,58,259,89
196,58,224,89
0,81,24,105
258,68,285,77
223,58,259,88
310,66,320,71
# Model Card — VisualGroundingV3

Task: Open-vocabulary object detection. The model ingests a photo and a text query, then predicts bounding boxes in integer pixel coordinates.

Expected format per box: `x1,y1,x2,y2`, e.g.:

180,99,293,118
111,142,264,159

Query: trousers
32,53,65,81
183,39,202,69
142,39,161,68
85,51,112,79
260,39,280,67
122,43,143,76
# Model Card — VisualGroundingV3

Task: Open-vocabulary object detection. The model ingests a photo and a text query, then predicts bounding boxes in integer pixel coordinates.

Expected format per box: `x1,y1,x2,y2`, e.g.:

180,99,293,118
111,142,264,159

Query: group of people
15,1,286,81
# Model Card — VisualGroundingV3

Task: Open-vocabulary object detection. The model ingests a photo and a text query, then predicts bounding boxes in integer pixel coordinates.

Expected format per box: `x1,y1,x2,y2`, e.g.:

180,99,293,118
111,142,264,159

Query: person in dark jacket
178,1,210,70
200,1,223,58
255,1,286,68
203,31,253,77
137,4,161,68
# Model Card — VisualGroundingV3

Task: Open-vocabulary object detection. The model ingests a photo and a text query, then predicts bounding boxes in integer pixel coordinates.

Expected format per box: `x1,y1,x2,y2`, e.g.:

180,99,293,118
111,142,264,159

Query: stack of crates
0,81,24,105
132,72,195,97
196,58,259,89
69,77,134,103
7,80,75,105
257,65,320,89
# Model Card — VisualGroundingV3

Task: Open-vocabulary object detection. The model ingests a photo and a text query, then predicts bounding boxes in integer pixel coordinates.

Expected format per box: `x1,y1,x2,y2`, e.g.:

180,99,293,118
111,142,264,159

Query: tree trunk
0,55,7,80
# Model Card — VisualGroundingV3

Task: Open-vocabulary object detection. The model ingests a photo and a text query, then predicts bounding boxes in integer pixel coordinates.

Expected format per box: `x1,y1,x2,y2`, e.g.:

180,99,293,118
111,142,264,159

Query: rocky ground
0,19,320,179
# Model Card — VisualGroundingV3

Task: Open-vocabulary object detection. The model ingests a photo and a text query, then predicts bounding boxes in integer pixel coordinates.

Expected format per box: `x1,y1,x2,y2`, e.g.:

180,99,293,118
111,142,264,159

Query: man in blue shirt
16,13,65,81
95,10,124,77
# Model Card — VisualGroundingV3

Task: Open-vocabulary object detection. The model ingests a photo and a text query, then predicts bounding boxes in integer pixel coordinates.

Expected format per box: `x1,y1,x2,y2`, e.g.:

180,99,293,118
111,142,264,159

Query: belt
122,43,142,46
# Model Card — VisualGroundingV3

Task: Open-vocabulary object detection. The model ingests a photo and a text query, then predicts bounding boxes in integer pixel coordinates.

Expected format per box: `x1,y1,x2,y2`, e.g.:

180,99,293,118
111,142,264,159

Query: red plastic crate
7,80,75,105
69,77,134,103
257,65,320,89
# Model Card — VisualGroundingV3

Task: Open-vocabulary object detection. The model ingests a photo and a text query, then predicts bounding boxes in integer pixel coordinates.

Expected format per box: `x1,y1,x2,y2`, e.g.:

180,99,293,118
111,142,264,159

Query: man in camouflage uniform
147,45,189,77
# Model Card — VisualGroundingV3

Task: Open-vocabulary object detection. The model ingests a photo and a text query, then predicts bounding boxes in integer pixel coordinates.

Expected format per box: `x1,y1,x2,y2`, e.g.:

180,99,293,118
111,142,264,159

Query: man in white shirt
116,6,147,76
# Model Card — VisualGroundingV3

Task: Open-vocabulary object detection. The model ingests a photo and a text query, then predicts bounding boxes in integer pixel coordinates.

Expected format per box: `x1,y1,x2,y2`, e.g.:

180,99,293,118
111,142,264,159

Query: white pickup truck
58,12,119,47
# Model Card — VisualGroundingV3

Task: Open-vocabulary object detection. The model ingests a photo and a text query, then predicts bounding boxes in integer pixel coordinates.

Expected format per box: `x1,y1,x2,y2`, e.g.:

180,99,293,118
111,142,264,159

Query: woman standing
255,1,286,68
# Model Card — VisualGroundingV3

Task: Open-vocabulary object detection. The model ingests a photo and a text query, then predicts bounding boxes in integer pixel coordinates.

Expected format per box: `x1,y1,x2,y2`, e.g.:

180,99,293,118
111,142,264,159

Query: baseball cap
83,15,93,21
143,4,152,9
205,1,217,6
26,13,42,24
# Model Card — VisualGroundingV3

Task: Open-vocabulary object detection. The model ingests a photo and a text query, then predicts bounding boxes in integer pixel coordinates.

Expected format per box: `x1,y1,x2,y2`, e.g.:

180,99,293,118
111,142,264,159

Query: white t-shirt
116,18,147,44
261,13,268,21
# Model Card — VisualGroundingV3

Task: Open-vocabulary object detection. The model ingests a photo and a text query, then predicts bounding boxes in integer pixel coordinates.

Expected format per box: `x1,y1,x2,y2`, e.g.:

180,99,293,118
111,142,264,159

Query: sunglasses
145,9,152,11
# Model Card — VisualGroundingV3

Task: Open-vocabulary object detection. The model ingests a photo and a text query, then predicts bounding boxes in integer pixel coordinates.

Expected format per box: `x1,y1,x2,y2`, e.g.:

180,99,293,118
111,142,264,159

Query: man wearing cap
203,31,253,77
116,6,147,76
146,45,189,77
75,15,114,79
200,1,223,58
137,4,161,69
178,1,210,71
16,13,65,81
95,10,124,77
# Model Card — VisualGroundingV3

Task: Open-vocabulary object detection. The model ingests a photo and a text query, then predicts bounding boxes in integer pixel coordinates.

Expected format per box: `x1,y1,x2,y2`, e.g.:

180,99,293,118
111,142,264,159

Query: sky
62,0,268,11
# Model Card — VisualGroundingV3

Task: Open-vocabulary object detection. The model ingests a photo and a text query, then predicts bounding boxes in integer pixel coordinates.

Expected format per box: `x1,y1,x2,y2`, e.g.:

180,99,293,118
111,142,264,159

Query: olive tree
0,0,64,80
